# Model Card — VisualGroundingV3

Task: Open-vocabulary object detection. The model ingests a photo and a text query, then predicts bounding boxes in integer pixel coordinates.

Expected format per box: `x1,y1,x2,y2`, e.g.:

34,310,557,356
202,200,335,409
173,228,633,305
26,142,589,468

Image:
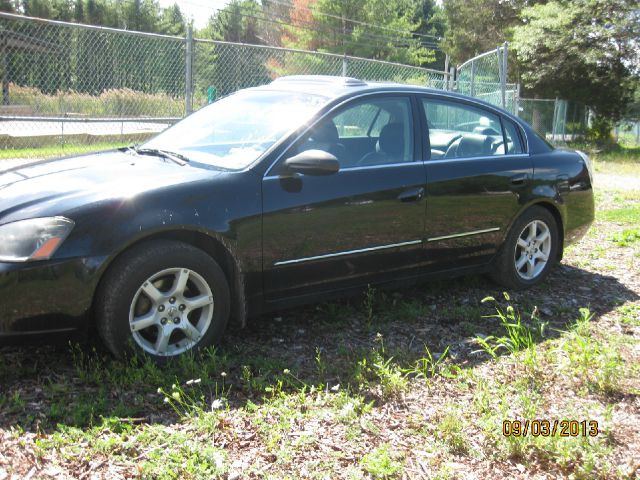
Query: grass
3,298,637,478
7,83,184,118
578,143,640,175
0,141,130,160
597,206,640,225
360,444,403,479
610,228,640,247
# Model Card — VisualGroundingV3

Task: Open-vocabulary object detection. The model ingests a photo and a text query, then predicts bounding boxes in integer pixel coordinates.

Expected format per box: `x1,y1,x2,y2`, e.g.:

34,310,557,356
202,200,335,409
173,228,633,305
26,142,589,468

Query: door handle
510,174,528,186
398,187,425,203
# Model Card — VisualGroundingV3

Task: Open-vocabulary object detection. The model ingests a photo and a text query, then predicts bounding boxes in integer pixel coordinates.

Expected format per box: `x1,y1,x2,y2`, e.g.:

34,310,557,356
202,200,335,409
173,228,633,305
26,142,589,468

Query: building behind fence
0,12,600,159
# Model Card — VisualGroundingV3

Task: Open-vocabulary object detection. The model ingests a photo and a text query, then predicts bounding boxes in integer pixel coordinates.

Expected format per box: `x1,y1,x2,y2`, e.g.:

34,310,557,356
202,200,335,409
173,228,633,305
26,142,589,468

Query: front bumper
0,256,107,337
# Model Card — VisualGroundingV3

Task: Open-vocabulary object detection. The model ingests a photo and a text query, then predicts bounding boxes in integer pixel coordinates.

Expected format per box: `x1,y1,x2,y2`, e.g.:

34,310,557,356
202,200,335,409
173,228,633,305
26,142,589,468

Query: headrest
473,126,501,136
309,120,339,144
378,123,404,157
457,134,493,157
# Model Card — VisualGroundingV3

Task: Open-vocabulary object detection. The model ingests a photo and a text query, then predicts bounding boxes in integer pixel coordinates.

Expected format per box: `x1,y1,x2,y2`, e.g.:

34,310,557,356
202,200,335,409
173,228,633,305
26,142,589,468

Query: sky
157,0,230,29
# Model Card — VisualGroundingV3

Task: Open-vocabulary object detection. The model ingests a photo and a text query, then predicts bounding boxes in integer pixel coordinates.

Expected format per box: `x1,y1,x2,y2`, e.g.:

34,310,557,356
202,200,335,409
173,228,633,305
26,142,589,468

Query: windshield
143,90,329,169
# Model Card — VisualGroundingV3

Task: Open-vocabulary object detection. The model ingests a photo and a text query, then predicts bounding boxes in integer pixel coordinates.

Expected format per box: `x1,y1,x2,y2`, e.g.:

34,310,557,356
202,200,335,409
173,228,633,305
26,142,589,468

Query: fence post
500,42,508,110
515,83,520,116
444,54,449,90
636,121,640,146
342,55,348,77
185,23,193,115
470,60,476,97
552,97,559,142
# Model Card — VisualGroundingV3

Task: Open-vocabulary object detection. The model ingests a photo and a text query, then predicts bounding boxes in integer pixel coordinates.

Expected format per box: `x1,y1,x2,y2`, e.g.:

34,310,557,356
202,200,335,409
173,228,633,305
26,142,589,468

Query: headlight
0,216,75,262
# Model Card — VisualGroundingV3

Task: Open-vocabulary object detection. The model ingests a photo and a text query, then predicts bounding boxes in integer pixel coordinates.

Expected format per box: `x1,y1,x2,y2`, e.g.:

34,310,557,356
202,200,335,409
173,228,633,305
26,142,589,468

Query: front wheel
96,240,230,361
491,206,560,290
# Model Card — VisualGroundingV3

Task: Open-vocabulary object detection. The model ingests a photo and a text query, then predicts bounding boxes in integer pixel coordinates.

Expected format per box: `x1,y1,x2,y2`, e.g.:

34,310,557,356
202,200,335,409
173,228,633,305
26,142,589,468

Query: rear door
262,94,428,301
419,96,533,270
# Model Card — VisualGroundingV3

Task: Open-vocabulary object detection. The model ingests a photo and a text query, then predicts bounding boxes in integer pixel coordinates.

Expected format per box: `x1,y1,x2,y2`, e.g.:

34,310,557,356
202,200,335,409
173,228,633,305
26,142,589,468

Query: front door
262,95,428,301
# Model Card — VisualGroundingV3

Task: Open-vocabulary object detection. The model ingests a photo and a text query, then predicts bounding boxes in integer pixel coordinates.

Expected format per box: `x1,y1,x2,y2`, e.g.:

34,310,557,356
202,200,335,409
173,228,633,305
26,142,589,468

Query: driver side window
285,97,414,169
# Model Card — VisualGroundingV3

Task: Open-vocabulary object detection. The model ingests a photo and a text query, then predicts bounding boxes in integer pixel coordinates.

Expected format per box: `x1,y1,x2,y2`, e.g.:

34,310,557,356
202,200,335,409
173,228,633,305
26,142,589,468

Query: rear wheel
96,240,230,361
491,206,560,290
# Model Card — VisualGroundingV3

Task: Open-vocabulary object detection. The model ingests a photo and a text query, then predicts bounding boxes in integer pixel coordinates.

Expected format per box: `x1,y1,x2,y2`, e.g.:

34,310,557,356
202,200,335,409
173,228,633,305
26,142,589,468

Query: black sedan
0,76,594,360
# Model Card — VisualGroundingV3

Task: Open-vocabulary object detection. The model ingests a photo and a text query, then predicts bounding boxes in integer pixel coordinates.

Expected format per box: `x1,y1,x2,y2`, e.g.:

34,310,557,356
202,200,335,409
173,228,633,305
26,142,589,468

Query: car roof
251,75,437,98
250,75,513,117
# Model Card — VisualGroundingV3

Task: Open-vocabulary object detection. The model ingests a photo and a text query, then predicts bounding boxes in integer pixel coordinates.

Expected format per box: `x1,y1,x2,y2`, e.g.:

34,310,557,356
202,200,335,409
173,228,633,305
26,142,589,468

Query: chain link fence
453,44,518,114
518,98,589,144
615,120,640,147
0,12,452,160
1,11,591,160
191,40,448,110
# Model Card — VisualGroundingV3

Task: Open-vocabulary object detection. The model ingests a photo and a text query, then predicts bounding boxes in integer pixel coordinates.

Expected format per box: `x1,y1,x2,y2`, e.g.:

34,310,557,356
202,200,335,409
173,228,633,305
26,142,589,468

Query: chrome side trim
274,239,422,266
427,227,500,242
426,153,530,165
264,160,421,179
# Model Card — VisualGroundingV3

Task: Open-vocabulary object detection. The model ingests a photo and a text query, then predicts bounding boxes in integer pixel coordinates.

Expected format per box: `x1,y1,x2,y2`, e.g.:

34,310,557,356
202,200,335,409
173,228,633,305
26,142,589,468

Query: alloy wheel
128,267,214,356
514,220,552,281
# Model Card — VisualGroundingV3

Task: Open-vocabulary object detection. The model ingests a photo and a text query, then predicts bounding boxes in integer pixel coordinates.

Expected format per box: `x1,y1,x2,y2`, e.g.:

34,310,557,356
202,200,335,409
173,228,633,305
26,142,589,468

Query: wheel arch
92,229,248,329
510,200,565,261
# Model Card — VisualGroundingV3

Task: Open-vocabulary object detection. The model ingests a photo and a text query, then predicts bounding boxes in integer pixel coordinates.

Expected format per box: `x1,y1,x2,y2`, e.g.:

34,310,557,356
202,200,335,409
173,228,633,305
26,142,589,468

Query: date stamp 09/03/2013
503,420,599,437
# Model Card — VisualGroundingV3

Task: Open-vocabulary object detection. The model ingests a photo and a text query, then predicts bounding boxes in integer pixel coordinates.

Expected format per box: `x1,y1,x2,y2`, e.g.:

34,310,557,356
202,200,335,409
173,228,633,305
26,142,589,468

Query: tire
96,239,230,361
491,206,560,290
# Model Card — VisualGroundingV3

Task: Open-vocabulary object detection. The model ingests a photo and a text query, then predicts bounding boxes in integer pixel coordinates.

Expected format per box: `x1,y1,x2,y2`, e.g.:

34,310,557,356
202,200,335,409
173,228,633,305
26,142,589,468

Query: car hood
0,150,221,223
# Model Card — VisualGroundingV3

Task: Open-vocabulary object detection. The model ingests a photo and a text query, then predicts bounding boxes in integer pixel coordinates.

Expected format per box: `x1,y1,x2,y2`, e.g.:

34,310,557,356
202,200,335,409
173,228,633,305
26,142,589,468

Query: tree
204,0,262,44
159,2,185,36
411,0,446,69
282,0,437,67
0,0,16,12
440,0,530,65
512,0,639,136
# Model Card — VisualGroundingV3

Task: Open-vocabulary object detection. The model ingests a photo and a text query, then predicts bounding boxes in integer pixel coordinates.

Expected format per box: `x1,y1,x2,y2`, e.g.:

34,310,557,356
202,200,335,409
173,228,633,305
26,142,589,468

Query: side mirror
283,150,339,176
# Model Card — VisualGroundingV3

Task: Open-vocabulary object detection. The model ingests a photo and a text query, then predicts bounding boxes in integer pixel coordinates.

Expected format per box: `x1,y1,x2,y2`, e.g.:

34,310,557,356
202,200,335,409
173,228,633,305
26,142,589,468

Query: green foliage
356,334,409,400
405,345,450,380
512,0,639,128
474,293,546,359
281,0,441,67
441,0,526,64
360,444,403,479
560,308,624,394
609,228,640,247
597,205,640,225
435,408,469,454
202,0,262,43
8,83,183,117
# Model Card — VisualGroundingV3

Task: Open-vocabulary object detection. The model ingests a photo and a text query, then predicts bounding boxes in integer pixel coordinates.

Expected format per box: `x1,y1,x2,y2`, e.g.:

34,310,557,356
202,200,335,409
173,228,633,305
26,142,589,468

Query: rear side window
422,98,504,160
503,118,525,154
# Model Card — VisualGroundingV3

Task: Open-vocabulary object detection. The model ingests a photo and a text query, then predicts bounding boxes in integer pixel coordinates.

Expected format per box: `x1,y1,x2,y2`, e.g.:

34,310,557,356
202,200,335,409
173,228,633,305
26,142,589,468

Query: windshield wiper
128,146,190,166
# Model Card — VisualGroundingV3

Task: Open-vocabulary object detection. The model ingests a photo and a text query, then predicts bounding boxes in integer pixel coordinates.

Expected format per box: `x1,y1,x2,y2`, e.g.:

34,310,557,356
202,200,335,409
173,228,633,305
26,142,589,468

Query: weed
364,285,377,326
559,308,623,394
405,345,450,381
618,303,640,326
360,444,403,479
315,346,326,379
474,294,546,359
610,228,640,246
435,409,469,455
354,335,409,400
597,205,640,225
